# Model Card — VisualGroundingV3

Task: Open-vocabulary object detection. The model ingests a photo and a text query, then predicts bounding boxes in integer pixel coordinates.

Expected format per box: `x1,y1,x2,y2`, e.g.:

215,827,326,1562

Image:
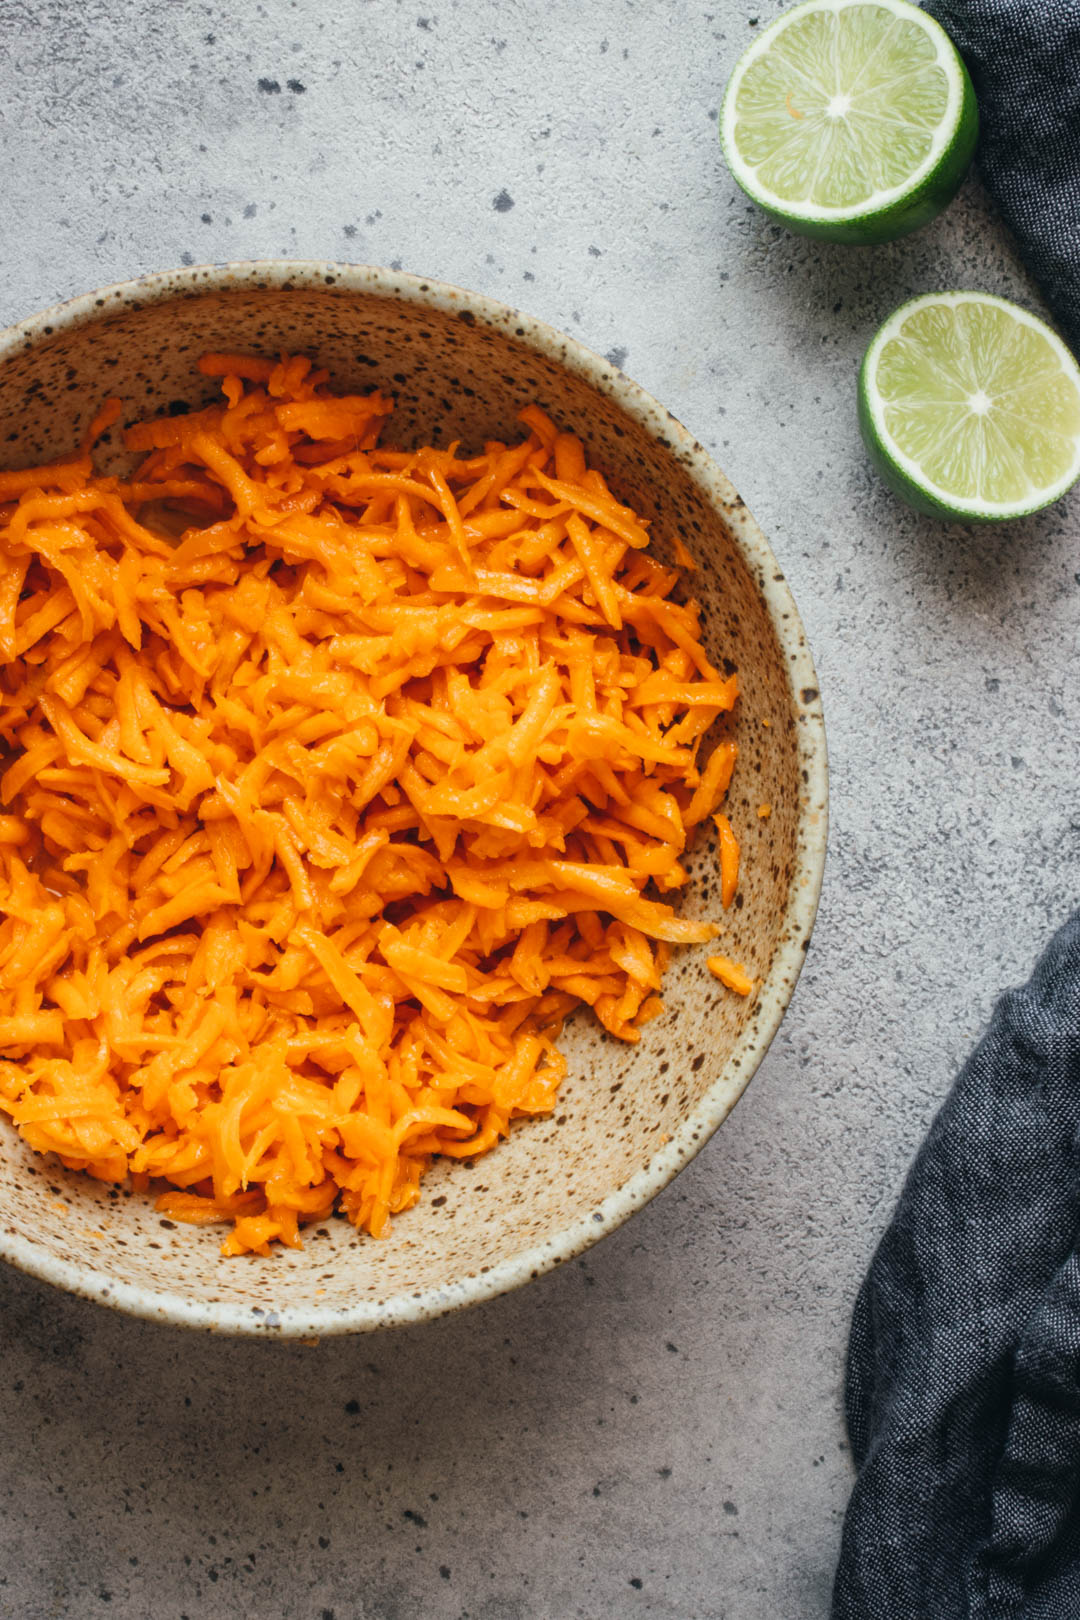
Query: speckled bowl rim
0,261,828,1336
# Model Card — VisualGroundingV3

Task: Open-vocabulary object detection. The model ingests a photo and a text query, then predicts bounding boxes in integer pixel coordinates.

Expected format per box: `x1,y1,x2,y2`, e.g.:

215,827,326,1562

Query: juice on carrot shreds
0,352,743,1256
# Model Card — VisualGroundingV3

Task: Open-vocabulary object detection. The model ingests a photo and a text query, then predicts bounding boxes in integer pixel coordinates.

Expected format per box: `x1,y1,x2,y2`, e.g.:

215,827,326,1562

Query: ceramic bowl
0,262,827,1335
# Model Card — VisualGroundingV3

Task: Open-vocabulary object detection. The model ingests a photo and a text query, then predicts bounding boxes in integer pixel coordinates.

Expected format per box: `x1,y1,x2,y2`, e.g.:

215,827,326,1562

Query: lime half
720,0,978,244
859,292,1080,522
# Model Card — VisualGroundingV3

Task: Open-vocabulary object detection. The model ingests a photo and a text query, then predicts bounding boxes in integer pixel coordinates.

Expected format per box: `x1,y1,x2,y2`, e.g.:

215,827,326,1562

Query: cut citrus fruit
859,292,1080,521
720,0,978,243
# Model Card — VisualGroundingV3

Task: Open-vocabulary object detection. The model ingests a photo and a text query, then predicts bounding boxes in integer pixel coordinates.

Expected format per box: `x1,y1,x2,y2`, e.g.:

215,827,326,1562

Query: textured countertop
1,2,1076,1616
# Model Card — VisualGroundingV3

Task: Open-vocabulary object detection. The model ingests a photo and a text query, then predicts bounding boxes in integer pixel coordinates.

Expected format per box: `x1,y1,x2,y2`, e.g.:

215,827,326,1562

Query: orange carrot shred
713,813,740,909
706,955,755,997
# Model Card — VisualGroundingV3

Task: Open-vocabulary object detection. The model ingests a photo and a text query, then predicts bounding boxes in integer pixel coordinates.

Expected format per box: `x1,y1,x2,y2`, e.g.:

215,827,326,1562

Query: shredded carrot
0,354,744,1255
757,803,772,819
713,813,740,910
706,956,755,996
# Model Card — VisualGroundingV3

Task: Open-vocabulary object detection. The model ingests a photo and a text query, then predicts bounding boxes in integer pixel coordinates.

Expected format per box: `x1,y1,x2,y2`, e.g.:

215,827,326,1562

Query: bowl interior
0,269,823,1332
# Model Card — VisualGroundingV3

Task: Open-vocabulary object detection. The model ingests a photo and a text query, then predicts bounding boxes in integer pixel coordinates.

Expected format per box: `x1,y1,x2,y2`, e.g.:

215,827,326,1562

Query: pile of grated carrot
0,352,747,1256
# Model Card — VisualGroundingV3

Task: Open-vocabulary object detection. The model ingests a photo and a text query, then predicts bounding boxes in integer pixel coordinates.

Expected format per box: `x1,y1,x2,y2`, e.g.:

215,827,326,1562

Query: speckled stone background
0,1,1075,1616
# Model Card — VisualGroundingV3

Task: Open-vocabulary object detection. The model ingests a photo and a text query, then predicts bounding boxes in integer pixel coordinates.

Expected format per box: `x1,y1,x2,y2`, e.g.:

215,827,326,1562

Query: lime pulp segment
722,0,973,228
861,293,1080,519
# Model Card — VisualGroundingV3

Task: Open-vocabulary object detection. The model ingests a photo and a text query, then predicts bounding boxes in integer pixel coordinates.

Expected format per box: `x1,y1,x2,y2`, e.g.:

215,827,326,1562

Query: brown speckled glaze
0,263,828,1336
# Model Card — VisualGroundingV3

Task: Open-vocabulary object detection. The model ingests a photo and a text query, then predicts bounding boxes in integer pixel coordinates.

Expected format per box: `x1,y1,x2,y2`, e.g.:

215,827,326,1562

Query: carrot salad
0,353,746,1256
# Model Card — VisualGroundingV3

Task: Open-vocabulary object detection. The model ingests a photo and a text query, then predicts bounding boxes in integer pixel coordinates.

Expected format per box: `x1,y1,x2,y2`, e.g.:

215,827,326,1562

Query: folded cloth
832,911,1080,1618
921,0,1080,353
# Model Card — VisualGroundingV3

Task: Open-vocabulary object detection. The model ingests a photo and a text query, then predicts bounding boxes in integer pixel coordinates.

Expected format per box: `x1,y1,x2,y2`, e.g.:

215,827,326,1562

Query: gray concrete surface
1,2,1076,1616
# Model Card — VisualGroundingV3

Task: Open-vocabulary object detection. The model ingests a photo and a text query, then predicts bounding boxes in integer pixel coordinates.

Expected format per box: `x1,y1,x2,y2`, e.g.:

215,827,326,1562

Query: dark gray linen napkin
832,912,1080,1617
922,0,1080,353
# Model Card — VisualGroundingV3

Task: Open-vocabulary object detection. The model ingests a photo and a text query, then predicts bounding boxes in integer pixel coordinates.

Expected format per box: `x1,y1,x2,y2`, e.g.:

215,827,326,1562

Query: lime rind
720,0,977,244
859,292,1080,522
